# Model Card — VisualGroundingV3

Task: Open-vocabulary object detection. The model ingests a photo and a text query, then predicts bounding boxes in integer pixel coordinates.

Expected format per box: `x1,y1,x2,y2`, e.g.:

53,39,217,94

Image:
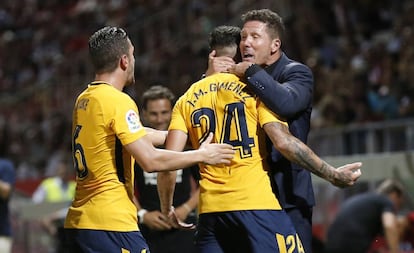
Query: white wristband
137,209,148,224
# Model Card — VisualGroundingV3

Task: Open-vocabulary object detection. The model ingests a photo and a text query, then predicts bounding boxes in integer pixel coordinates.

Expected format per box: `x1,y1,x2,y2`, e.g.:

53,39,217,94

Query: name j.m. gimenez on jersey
186,81,251,107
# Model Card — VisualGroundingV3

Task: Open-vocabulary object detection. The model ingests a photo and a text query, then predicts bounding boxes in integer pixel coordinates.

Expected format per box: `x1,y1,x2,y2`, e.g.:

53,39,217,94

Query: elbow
264,123,291,155
139,161,159,173
136,156,161,173
143,166,158,173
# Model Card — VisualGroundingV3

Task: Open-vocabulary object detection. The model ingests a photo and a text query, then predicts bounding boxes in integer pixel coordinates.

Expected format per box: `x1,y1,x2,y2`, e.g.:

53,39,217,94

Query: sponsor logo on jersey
126,109,141,133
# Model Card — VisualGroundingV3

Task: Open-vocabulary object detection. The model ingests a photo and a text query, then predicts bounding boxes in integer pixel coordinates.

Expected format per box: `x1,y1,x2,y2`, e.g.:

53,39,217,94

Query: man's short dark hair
208,25,241,50
241,9,285,40
88,26,130,73
141,85,175,110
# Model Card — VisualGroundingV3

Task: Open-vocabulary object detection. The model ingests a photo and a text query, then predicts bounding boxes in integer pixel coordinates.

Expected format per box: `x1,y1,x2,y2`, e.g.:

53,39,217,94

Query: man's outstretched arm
263,121,362,187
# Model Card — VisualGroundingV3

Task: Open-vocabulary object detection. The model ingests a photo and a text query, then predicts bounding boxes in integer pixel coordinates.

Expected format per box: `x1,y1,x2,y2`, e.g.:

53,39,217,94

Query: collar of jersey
89,81,112,86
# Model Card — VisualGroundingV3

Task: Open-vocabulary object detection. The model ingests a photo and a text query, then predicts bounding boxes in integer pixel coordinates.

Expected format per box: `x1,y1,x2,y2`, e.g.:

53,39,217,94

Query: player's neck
94,72,125,91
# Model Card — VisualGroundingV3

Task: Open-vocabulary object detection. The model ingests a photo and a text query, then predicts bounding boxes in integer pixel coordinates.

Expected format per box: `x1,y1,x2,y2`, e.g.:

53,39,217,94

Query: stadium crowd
0,0,414,180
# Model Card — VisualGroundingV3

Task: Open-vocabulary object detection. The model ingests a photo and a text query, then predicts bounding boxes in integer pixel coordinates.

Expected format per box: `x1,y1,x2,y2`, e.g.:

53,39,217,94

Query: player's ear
120,54,128,70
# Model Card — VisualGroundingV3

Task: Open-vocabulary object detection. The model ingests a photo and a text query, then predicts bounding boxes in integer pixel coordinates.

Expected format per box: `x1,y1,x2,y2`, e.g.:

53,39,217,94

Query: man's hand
167,206,195,230
205,50,235,76
174,204,191,222
229,61,252,77
142,210,172,231
199,133,234,165
332,162,363,188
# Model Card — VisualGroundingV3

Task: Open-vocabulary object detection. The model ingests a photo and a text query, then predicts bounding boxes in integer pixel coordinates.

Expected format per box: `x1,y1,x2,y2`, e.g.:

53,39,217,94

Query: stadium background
0,0,414,252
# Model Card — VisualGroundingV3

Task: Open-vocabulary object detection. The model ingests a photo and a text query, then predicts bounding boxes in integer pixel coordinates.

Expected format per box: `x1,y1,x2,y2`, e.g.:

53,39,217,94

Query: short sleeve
257,99,288,127
168,98,188,133
111,97,147,145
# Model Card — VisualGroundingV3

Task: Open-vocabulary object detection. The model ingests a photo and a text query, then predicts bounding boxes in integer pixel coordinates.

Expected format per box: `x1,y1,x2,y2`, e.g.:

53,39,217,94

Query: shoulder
284,61,311,75
279,53,311,73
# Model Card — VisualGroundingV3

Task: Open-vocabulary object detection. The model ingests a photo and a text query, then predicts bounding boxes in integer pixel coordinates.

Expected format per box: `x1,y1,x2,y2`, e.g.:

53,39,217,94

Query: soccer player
63,26,234,253
158,25,362,253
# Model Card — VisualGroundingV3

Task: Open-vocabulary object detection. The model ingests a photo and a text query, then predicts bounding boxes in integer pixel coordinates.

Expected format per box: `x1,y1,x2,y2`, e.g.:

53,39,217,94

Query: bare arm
263,122,362,187
157,130,188,215
175,183,199,221
382,211,400,253
125,132,234,173
144,127,167,146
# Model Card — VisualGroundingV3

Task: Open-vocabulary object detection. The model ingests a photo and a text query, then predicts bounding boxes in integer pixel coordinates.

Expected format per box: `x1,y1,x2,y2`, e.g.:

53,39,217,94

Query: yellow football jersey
169,73,287,214
65,81,147,231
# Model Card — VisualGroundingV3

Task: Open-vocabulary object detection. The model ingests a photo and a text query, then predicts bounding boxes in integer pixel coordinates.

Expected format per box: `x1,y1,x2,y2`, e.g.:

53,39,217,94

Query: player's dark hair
141,85,175,110
209,25,241,61
88,26,130,73
241,9,285,40
209,25,241,50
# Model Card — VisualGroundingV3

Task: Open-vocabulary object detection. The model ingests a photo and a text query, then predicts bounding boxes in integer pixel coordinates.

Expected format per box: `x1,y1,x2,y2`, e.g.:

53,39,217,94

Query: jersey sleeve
168,97,188,133
257,99,288,127
112,97,147,145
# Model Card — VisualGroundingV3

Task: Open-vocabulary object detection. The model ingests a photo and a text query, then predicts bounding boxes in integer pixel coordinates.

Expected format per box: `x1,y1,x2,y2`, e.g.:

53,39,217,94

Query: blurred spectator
32,155,75,253
0,159,16,253
324,179,406,253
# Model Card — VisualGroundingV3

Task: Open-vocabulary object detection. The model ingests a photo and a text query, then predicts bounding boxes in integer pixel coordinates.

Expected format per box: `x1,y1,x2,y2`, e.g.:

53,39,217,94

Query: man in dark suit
207,8,315,252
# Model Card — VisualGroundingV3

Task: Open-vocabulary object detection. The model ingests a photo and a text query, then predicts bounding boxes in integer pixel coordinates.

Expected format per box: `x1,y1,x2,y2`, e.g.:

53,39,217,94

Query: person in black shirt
324,179,405,253
135,85,199,253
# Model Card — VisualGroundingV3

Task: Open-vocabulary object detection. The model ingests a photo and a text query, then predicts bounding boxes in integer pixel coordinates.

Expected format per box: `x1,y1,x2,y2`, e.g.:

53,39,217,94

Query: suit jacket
245,52,315,208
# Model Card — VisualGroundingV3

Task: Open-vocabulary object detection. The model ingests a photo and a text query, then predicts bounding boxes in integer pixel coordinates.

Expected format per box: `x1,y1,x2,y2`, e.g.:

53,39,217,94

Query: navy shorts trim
196,210,305,253
63,229,150,253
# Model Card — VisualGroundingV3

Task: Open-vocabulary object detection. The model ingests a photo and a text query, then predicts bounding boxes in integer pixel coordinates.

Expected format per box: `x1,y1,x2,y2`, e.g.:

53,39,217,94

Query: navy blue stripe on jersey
115,137,125,183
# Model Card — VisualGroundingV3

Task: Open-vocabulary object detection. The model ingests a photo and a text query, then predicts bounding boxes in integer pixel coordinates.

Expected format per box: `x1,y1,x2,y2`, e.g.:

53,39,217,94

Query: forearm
144,127,167,147
181,188,199,211
157,171,177,214
128,131,233,173
383,213,400,253
385,230,400,253
124,136,202,172
264,122,337,182
140,148,204,172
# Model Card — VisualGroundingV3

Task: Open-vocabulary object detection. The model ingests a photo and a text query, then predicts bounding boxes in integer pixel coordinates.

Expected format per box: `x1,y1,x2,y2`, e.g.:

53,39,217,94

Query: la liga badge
126,109,141,133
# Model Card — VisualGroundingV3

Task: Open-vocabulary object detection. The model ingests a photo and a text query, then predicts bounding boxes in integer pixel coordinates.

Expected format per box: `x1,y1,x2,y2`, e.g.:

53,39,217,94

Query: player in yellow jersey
157,26,362,253
63,26,234,253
